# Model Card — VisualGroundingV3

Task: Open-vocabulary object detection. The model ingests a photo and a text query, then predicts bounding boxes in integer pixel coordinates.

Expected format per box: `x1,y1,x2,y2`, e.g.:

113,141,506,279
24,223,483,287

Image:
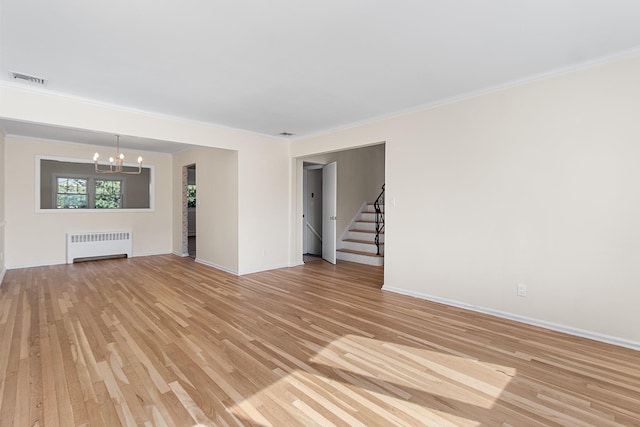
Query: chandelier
93,135,143,174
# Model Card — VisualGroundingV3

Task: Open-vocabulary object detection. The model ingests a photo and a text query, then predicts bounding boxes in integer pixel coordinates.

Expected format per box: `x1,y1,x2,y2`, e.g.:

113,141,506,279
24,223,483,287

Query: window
95,179,122,209
57,178,88,209
187,184,197,208
55,176,123,209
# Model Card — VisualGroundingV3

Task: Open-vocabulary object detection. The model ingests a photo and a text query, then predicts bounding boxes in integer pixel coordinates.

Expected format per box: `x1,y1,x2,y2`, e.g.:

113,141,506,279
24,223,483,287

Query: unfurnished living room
1,1,640,426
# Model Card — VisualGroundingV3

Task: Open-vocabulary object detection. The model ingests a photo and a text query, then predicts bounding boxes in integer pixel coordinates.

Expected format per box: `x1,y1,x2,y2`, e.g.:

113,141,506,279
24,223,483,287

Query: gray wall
304,167,323,255
187,166,196,236
40,159,151,209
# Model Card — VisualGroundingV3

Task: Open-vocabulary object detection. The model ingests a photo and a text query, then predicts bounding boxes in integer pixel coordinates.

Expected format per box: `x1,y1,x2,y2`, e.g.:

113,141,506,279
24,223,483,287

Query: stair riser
360,212,384,222
348,231,385,242
353,221,379,232
366,205,385,213
336,251,384,266
342,241,384,254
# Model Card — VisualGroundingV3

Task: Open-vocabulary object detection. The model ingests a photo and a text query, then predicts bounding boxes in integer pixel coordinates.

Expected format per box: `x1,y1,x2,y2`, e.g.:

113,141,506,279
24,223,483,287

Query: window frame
53,175,125,209
54,175,90,209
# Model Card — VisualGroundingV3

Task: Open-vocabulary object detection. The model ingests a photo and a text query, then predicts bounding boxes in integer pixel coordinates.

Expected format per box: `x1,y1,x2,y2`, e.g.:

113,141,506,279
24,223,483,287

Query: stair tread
343,239,384,245
349,229,384,234
337,248,384,257
356,220,384,224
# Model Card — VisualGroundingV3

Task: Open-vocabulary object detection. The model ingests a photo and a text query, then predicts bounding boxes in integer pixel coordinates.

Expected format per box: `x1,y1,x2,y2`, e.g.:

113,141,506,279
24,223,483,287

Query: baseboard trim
0,266,6,287
195,258,239,275
7,252,172,270
238,263,291,276
382,285,640,352
133,251,172,258
7,260,66,269
172,251,190,258
188,257,291,276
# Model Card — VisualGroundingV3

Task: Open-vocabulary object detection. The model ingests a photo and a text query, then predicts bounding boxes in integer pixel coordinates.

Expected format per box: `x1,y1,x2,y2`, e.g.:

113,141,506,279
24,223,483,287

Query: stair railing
374,184,385,255
305,220,323,243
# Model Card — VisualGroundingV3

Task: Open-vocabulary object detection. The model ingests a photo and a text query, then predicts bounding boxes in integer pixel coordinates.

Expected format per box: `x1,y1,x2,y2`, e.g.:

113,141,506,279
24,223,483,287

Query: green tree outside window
187,185,197,208
95,180,122,209
57,178,88,208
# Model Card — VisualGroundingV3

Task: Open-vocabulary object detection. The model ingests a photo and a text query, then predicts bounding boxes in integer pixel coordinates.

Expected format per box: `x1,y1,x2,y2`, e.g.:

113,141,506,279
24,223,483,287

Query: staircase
336,202,384,266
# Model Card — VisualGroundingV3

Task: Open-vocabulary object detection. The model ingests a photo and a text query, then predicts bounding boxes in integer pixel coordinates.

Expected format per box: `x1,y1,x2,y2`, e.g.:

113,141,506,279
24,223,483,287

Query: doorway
182,164,197,258
303,163,323,263
302,162,338,264
295,143,386,267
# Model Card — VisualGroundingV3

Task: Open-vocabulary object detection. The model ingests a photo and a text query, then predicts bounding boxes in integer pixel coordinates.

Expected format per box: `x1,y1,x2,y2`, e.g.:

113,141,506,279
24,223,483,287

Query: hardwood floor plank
1,255,640,426
168,380,215,426
28,281,43,427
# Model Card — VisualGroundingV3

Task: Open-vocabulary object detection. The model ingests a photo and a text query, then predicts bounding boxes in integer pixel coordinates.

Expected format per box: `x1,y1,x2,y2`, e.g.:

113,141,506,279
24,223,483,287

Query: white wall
0,85,292,274
291,55,640,348
237,141,291,274
173,147,239,273
4,136,172,267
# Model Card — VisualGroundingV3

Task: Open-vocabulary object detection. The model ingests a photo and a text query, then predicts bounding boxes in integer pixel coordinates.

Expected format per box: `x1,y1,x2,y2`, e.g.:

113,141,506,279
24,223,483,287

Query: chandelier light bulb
93,152,99,161
137,156,143,164
109,157,114,163
119,153,124,160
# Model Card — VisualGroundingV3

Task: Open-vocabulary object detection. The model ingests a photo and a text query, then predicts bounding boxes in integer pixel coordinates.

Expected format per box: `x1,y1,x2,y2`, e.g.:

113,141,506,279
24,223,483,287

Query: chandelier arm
92,135,142,174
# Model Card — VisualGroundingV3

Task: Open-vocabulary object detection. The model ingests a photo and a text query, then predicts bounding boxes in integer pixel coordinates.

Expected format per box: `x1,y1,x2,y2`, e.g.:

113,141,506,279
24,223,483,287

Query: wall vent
10,71,46,85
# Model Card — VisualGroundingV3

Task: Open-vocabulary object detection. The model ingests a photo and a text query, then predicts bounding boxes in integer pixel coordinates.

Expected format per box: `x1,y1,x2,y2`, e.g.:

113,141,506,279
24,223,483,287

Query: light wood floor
1,256,639,426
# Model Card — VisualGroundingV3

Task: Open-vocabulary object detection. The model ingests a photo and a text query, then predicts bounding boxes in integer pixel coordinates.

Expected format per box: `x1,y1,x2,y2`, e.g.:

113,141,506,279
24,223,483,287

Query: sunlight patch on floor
230,368,477,426
229,334,515,425
311,335,514,416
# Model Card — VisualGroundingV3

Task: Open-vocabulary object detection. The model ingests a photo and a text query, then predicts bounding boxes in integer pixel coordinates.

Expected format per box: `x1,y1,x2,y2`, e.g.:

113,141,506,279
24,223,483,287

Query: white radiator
66,231,133,264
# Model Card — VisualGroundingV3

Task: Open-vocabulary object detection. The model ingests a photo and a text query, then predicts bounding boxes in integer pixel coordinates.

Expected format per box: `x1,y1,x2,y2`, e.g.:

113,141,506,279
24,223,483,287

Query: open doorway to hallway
303,163,324,263
182,164,197,258
297,143,385,266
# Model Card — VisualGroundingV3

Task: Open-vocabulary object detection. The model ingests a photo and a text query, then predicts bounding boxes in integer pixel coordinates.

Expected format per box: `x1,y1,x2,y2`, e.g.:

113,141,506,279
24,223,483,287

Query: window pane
57,178,87,194
95,179,122,209
96,180,121,194
56,177,88,209
57,194,88,209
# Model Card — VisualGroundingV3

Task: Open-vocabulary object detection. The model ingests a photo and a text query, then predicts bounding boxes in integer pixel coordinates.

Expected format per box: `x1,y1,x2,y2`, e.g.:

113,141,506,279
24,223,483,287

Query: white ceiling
2,0,640,149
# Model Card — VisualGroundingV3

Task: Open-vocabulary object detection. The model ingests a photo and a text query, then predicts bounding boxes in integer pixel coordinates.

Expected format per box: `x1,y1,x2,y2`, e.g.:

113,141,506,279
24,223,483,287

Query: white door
322,162,337,264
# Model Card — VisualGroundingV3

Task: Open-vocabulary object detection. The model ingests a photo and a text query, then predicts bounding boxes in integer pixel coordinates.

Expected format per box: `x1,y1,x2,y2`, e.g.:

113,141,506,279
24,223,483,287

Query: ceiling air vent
279,132,295,136
10,71,46,85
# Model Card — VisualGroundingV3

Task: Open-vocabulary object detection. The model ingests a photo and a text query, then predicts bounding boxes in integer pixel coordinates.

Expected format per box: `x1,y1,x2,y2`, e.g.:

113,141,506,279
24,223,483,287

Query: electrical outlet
517,283,527,297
